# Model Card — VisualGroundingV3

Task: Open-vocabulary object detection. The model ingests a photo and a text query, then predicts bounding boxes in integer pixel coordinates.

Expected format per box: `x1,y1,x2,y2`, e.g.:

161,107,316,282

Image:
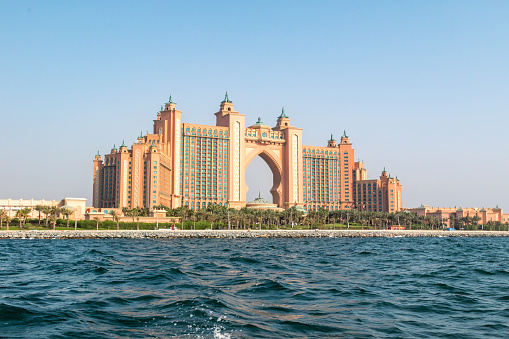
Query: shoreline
1,229,509,239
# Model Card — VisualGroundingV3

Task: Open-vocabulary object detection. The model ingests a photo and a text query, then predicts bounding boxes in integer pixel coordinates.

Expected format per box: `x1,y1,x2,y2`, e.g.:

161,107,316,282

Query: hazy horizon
2,1,508,210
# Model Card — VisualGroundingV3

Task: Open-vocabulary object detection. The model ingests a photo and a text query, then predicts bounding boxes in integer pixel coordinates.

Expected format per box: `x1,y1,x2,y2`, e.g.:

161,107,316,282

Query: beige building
93,93,402,212
0,198,87,220
407,205,509,226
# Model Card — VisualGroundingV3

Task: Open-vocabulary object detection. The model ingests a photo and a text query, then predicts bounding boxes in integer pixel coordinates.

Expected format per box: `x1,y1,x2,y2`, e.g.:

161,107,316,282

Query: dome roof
294,205,308,215
248,196,271,204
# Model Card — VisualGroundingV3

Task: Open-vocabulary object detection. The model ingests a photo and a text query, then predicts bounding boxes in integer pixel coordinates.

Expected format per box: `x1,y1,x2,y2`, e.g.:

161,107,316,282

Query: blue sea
1,237,509,338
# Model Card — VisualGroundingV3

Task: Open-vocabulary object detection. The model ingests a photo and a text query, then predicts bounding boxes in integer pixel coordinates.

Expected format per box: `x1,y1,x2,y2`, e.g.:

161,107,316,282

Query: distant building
0,198,87,220
93,93,402,212
353,168,403,213
407,205,509,226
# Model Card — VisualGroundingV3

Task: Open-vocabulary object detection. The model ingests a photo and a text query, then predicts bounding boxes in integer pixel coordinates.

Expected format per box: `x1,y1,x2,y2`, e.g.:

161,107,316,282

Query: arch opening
244,151,282,206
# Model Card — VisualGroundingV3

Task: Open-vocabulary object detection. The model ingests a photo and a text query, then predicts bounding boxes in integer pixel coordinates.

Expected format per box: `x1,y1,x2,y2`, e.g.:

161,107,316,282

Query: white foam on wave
213,325,232,339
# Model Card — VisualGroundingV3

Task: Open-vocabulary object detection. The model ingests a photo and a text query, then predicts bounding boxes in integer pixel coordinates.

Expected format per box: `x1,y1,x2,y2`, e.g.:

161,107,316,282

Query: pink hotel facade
93,94,403,213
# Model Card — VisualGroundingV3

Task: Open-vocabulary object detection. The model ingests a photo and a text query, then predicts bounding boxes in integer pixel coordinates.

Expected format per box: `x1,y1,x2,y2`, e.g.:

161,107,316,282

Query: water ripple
1,238,509,338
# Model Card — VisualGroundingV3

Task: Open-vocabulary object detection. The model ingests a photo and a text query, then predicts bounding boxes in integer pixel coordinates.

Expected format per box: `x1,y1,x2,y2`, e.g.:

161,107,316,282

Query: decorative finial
160,105,163,111
343,130,348,138
121,140,126,147
383,166,386,172
140,131,143,138
258,191,261,199
329,133,335,142
96,150,100,156
256,117,263,125
278,106,288,119
168,95,174,104
222,91,232,103
112,144,116,150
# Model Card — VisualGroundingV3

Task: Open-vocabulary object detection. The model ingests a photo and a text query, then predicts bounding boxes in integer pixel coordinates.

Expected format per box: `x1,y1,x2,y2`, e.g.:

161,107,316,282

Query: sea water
1,237,509,338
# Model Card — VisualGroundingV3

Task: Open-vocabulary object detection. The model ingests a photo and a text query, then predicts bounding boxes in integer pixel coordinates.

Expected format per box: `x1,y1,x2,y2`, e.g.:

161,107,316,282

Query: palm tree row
0,205,74,230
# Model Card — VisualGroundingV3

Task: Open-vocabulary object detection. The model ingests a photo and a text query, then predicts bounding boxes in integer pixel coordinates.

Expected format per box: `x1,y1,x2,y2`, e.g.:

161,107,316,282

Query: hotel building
93,94,403,212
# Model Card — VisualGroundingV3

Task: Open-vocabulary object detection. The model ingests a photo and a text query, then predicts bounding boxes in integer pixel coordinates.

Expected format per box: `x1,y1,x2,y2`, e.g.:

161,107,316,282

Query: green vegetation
1,204,508,231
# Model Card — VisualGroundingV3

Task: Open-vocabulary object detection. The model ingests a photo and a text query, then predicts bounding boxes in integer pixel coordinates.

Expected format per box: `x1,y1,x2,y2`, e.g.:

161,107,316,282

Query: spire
329,133,335,141
383,166,386,172
258,191,261,199
140,131,143,138
160,106,163,111
222,91,232,103
278,106,288,119
96,150,100,157
111,144,116,150
121,140,126,147
167,95,174,104
343,130,348,138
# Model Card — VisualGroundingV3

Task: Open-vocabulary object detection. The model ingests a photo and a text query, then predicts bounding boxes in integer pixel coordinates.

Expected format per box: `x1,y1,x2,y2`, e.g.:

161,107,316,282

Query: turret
327,133,336,147
120,140,128,153
215,91,240,127
340,130,350,144
274,107,291,130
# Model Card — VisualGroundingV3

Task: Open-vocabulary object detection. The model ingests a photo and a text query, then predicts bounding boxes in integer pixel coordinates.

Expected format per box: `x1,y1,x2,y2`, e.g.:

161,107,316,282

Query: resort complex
407,205,509,227
92,94,403,213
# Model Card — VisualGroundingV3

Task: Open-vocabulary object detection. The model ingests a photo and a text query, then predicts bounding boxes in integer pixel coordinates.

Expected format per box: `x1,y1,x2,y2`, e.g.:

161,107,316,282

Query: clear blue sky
1,1,508,209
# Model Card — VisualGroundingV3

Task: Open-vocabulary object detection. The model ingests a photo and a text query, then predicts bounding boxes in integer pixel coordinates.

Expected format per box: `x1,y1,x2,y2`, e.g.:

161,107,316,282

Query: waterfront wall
1,230,509,239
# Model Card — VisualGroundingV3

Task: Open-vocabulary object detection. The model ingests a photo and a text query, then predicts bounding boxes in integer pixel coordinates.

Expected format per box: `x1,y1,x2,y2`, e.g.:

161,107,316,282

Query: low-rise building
407,205,509,226
0,198,87,220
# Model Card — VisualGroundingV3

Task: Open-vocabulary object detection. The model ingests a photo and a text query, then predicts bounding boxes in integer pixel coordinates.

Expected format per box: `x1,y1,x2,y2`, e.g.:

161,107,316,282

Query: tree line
0,205,74,230
1,204,507,231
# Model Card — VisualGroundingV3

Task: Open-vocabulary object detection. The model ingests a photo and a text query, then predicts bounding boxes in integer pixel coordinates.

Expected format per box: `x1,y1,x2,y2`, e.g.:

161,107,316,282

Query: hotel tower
93,94,402,212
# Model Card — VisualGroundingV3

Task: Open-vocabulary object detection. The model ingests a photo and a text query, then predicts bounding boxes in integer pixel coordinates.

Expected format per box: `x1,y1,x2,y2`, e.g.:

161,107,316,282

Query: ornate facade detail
123,160,128,206
233,121,241,201
175,118,181,191
93,168,99,206
134,149,141,206
292,134,299,203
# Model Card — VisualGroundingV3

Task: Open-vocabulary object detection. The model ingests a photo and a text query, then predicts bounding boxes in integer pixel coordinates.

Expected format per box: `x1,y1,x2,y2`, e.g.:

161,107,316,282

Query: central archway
244,148,283,207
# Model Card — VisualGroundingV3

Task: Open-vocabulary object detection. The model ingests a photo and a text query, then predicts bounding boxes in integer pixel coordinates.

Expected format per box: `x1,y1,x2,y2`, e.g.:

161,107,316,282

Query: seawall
1,229,509,239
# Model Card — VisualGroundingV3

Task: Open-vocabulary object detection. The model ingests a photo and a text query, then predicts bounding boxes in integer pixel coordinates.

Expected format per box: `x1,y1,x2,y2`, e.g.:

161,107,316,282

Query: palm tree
14,210,22,228
175,206,190,230
239,207,250,229
189,213,198,230
0,209,6,229
5,215,11,231
472,215,481,230
40,206,52,228
50,207,61,230
60,207,72,228
34,204,43,225
93,216,100,230
15,207,31,229
205,210,218,230
126,208,141,230
227,208,238,229
109,210,120,230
